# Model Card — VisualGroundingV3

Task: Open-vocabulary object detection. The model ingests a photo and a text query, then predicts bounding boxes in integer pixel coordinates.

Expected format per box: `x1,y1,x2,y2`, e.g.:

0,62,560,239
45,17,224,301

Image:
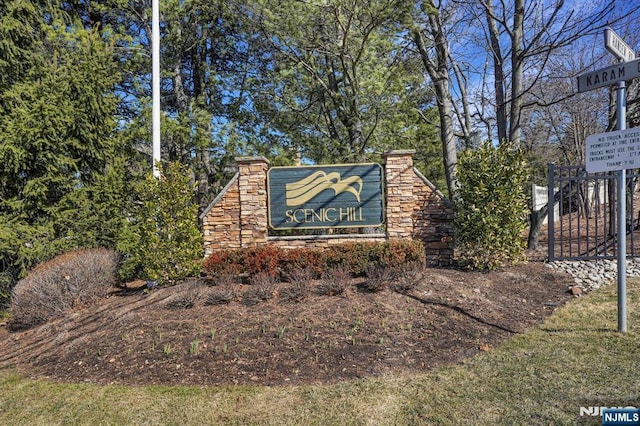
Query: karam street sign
577,58,640,93
605,27,636,63
585,128,640,173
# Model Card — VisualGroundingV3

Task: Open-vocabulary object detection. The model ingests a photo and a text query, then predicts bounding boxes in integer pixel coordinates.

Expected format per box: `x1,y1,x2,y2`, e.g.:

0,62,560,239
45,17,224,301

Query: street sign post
576,58,640,93
605,27,636,62
577,28,637,333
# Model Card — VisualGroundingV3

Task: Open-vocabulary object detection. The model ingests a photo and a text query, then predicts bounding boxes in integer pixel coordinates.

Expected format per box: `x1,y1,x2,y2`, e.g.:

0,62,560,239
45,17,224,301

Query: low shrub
241,272,278,306
280,249,326,279
202,240,426,280
279,268,313,303
391,261,426,294
249,270,279,288
242,286,272,306
9,248,119,330
316,267,350,296
212,271,241,287
380,240,426,269
202,247,283,278
205,285,237,305
323,242,370,276
243,246,283,277
279,282,306,303
286,267,315,286
201,251,243,277
363,265,395,293
165,280,205,309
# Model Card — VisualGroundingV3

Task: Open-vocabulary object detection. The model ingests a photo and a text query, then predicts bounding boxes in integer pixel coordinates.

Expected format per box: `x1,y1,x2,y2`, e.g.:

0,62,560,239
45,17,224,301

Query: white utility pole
152,0,161,178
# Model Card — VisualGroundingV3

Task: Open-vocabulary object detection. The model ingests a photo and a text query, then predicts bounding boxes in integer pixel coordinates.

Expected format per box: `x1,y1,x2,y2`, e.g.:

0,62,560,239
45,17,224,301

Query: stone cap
235,156,270,165
381,150,416,159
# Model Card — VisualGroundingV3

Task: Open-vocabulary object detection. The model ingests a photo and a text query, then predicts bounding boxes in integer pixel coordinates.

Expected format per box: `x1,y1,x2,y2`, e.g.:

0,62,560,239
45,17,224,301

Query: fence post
547,163,555,262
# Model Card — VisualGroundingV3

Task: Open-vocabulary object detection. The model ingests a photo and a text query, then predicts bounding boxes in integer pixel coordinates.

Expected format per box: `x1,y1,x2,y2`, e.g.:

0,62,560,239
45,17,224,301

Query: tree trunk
484,0,507,143
413,12,458,198
509,0,525,145
527,206,548,250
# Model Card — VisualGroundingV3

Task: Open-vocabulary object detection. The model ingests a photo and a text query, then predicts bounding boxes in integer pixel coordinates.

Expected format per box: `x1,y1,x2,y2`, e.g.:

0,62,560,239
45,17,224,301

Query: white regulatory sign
586,128,640,173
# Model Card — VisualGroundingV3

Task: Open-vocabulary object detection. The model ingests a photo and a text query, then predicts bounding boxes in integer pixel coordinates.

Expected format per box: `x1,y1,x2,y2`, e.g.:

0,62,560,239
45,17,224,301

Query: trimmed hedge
202,240,426,279
454,141,529,270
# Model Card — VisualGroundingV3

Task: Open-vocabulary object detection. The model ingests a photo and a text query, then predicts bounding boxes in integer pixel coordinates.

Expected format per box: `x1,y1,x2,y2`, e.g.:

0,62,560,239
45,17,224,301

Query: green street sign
267,163,384,230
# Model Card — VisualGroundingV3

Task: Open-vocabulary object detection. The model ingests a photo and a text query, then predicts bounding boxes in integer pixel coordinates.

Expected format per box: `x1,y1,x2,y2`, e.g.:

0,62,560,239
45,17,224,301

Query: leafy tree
454,141,529,270
66,0,446,202
78,0,270,215
117,162,203,283
0,1,40,87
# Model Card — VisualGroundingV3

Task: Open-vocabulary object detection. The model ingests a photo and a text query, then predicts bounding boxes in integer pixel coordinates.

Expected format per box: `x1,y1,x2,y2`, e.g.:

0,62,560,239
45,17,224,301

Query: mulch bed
0,262,573,387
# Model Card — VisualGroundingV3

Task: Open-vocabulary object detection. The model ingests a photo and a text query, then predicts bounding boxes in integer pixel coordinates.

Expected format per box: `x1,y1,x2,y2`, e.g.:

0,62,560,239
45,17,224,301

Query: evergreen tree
0,20,120,220
0,1,124,306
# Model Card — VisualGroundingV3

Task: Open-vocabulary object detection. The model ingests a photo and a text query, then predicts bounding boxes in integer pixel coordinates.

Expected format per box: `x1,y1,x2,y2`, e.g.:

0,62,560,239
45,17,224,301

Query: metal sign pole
616,80,627,333
579,27,633,333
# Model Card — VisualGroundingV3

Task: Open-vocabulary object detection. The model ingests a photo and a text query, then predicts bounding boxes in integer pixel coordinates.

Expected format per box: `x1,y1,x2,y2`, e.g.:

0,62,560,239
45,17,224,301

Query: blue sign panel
267,163,384,230
602,408,640,426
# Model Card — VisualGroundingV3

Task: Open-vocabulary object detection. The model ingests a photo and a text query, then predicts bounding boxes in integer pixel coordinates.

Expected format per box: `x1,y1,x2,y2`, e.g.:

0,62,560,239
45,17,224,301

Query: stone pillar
236,156,270,248
382,150,415,238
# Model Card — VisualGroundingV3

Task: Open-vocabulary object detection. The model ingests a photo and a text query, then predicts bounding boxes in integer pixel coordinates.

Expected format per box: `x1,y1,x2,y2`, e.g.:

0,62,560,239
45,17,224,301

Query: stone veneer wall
201,151,454,265
411,169,455,265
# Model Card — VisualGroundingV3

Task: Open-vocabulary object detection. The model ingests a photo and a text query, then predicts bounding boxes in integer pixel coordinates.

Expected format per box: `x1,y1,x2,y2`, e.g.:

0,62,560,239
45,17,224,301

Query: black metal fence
547,164,640,261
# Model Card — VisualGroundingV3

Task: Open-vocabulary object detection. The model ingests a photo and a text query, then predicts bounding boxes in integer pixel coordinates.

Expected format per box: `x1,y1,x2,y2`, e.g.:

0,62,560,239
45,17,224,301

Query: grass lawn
1,277,639,425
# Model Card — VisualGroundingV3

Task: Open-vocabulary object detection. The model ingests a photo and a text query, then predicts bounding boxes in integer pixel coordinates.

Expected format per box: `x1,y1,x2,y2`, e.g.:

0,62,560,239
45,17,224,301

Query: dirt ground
0,261,574,387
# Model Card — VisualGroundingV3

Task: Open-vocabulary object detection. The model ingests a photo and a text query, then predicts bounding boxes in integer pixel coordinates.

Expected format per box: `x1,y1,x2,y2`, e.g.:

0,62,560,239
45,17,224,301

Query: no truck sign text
585,128,640,173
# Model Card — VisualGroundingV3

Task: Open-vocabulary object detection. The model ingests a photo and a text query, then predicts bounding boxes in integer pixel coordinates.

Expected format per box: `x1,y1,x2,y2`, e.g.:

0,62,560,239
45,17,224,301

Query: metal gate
547,164,640,261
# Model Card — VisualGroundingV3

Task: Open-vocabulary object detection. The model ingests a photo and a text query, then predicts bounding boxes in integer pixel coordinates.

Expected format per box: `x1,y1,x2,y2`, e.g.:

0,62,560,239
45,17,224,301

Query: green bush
9,248,119,330
454,141,529,270
117,162,203,283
